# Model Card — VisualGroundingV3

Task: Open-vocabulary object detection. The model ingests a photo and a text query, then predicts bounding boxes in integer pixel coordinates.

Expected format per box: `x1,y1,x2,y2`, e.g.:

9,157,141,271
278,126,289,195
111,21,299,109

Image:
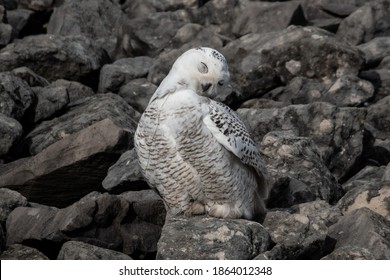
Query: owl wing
203,100,269,198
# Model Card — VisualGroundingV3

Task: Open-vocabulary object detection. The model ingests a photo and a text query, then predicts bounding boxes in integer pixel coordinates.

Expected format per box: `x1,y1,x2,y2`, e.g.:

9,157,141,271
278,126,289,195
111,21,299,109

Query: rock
232,0,306,37
0,188,28,224
121,0,197,18
238,102,366,180
102,149,147,193
239,98,289,109
23,93,139,155
342,165,386,192
47,0,125,58
57,241,132,260
0,71,35,121
358,37,390,66
0,34,109,86
0,119,133,207
360,69,390,102
118,78,157,113
17,0,55,12
223,26,363,100
261,209,336,260
157,215,272,260
11,67,49,87
0,244,49,260
328,208,390,259
292,199,342,227
263,75,374,107
5,9,35,39
0,7,12,48
321,246,376,260
0,0,17,10
0,114,22,157
0,224,4,253
49,79,95,106
262,131,342,208
98,56,153,93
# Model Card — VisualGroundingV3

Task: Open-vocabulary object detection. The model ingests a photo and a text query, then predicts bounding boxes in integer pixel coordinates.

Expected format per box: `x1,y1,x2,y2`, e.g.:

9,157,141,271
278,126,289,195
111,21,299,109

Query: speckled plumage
134,47,270,221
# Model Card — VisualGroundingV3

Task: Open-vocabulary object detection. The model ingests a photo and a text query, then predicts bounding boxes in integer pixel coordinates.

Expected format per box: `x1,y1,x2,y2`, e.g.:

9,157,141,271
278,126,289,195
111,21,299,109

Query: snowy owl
134,47,270,222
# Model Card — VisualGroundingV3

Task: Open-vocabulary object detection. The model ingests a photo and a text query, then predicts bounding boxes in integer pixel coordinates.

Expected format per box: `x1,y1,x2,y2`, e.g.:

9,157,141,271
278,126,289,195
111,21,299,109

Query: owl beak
201,83,212,92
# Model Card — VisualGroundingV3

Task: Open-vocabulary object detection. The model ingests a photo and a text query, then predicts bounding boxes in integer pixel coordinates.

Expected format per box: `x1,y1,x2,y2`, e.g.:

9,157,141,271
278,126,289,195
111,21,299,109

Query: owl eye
198,62,208,74
218,80,224,86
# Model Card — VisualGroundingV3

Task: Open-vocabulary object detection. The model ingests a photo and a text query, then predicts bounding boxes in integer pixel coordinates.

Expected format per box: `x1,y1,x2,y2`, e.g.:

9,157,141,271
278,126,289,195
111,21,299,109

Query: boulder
157,215,272,260
5,8,35,39
0,114,22,157
0,6,12,48
0,244,49,260
321,246,375,260
17,0,55,12
0,188,28,224
358,37,390,66
57,241,132,260
11,67,49,87
328,207,390,259
118,78,157,113
360,69,390,102
49,79,95,106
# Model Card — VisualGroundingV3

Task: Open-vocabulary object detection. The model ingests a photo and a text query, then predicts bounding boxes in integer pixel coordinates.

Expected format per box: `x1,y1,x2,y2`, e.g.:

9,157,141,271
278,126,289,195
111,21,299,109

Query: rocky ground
0,0,390,260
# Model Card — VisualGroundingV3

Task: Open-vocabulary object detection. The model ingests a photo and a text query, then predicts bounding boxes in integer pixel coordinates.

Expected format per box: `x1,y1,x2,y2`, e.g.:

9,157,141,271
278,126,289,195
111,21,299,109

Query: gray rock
0,114,22,157
360,69,390,102
23,93,139,155
0,224,4,253
98,56,153,93
0,34,109,84
0,1,17,10
239,98,289,109
0,119,133,207
238,102,366,180
262,131,341,208
11,67,49,87
102,149,147,193
342,165,386,192
5,9,35,39
358,37,390,66
261,209,336,260
223,26,363,100
0,188,28,224
17,0,55,11
328,207,390,259
0,9,12,48
121,0,197,18
321,246,376,260
57,241,132,260
49,79,95,106
0,244,49,260
157,215,272,260
232,0,306,37
0,71,35,121
118,78,157,113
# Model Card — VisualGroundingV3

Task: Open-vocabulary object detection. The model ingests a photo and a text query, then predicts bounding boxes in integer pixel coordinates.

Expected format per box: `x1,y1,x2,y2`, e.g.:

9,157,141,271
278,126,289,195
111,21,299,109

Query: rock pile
0,0,389,260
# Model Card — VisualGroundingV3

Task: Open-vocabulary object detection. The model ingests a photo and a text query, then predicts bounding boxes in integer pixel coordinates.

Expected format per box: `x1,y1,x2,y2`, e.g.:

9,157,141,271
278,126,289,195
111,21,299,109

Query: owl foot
208,203,242,219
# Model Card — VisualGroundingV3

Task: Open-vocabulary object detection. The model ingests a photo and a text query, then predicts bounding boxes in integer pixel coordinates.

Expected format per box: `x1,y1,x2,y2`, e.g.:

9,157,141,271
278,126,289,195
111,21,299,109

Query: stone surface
57,241,132,260
118,78,157,113
11,67,49,87
0,114,22,157
0,244,49,260
157,215,272,260
321,246,376,260
360,69,390,102
358,37,390,66
0,188,28,224
328,207,390,259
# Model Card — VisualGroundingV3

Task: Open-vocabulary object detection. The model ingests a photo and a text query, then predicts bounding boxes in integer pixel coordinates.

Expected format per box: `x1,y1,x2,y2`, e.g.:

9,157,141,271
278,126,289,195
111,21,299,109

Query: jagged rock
0,244,49,260
6,9,35,39
223,26,363,100
342,165,386,192
328,208,390,259
260,208,336,260
0,114,22,157
0,188,28,224
238,102,366,180
262,131,341,208
232,0,306,37
321,246,376,260
0,119,133,207
102,149,147,193
263,75,374,107
98,57,153,93
0,34,109,86
17,0,55,11
11,67,49,87
358,37,390,66
0,71,35,121
22,93,139,156
49,79,95,106
157,215,272,260
118,78,157,113
57,241,132,260
360,69,390,102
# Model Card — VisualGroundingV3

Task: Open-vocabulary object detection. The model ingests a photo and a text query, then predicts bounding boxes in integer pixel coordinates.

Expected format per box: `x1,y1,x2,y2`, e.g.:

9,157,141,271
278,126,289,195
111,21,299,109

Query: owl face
172,47,230,98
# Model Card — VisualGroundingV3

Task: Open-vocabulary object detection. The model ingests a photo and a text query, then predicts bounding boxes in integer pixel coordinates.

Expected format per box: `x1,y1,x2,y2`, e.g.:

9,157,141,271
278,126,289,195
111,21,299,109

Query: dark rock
102,149,147,193
121,0,197,18
360,69,390,102
293,199,342,227
0,188,28,224
262,131,341,208
0,0,17,10
0,6,12,48
0,71,35,121
0,34,109,86
239,98,289,109
11,67,49,87
57,241,132,260
50,79,95,106
157,215,272,260
6,9,34,38
223,26,363,100
17,0,55,12
0,114,22,157
232,0,306,37
0,119,133,207
261,208,336,260
328,208,390,259
263,75,374,107
0,224,4,253
0,244,49,260
98,56,153,93
342,164,386,192
238,102,366,180
321,245,376,260
23,93,139,155
118,78,157,113
358,37,390,66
